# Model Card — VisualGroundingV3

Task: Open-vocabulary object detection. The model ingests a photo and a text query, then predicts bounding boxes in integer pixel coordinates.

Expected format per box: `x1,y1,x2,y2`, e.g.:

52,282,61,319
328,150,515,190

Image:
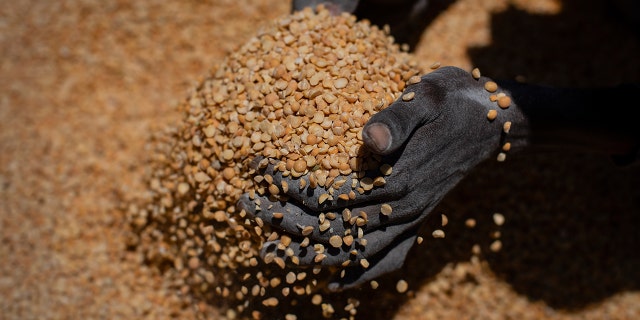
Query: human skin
238,65,639,291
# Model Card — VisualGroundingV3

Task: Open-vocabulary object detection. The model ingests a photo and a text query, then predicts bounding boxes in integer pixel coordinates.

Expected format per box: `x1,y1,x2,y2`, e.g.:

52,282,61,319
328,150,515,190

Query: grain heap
127,5,424,319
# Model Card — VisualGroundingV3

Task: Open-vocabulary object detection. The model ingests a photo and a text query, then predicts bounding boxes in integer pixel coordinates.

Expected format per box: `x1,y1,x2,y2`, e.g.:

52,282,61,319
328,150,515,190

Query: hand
238,66,528,291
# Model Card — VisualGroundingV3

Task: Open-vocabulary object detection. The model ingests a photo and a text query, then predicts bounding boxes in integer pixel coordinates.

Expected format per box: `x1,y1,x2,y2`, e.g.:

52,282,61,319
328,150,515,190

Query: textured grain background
1,0,638,319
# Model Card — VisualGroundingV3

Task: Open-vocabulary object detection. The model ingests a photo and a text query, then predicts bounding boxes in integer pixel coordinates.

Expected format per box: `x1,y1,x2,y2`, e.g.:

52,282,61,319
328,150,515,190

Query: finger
251,157,406,211
364,66,469,155
356,212,425,259
238,193,358,242
260,236,365,268
327,230,418,291
250,157,356,210
343,191,429,232
258,211,424,271
239,187,429,247
238,193,322,235
362,76,434,154
238,180,439,248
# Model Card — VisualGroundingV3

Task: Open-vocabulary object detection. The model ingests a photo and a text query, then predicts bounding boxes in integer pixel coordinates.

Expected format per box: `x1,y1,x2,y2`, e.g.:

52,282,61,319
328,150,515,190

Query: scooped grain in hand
126,5,423,319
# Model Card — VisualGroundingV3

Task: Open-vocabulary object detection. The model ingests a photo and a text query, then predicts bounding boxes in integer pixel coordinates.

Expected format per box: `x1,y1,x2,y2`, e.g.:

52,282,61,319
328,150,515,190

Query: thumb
363,75,440,155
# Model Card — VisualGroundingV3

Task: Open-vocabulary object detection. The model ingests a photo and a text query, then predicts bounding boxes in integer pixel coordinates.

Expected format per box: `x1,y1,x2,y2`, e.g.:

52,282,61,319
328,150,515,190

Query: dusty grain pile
126,6,424,319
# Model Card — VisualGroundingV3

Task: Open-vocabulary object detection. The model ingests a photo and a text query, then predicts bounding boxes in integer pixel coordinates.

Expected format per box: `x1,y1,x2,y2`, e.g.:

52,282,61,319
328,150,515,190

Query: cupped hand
238,66,528,291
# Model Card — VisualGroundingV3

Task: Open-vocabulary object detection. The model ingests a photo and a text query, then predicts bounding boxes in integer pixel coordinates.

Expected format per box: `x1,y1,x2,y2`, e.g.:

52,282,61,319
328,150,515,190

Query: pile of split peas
128,6,424,318
128,5,513,319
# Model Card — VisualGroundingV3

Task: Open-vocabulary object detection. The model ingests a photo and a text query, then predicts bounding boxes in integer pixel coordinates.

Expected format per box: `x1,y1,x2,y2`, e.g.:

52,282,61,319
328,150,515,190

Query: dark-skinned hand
237,66,529,291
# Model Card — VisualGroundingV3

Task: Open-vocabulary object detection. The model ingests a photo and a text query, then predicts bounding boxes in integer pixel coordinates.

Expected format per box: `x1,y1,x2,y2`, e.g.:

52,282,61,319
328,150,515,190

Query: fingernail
364,123,392,153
